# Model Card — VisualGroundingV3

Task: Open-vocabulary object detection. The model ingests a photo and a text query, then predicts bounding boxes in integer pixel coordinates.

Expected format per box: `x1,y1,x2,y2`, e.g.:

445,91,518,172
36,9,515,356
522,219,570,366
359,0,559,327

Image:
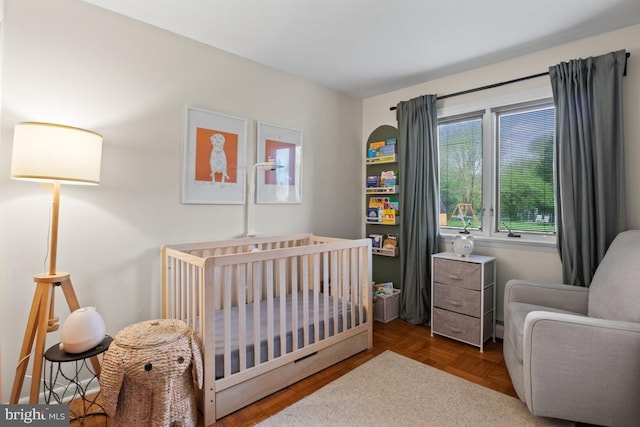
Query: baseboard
496,322,504,340
18,379,100,405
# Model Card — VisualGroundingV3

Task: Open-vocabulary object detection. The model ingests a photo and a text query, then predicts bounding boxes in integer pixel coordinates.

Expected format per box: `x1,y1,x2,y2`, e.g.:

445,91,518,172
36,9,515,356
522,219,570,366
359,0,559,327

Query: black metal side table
43,335,113,423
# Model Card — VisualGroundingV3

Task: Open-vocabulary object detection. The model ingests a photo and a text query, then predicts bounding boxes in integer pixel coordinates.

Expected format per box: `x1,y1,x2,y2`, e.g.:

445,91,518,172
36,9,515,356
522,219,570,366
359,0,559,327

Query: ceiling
82,0,640,99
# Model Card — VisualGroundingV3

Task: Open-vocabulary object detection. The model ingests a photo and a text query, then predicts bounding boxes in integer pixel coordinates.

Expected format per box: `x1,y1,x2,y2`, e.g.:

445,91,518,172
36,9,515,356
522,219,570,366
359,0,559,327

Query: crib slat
238,264,247,372
266,260,274,361
185,261,191,321
252,261,261,368
323,252,330,339
342,249,349,331
180,259,186,320
187,263,193,329
350,247,357,329
278,258,287,357
291,258,298,352
166,257,173,319
301,255,310,347
313,253,320,344
199,264,205,342
331,250,338,335
223,266,232,378
175,259,181,320
360,247,366,324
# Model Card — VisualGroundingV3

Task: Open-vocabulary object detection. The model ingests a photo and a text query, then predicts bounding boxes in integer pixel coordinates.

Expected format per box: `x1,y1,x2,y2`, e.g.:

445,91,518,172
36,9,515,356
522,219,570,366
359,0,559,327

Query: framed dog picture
182,106,247,204
256,121,303,204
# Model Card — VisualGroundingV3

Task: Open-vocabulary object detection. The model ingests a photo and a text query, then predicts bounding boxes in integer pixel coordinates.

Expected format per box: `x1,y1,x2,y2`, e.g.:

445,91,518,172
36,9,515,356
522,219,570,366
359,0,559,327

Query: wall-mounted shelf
365,217,399,225
366,186,399,195
366,155,396,165
372,247,399,257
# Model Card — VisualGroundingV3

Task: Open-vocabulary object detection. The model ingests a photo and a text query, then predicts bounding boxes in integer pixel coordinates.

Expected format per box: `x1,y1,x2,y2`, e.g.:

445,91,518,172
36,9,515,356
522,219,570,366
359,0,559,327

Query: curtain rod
389,51,630,111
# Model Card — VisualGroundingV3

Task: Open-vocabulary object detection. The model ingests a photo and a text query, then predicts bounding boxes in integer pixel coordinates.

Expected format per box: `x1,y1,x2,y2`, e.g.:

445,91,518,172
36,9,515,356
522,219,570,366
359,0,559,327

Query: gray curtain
549,50,627,287
396,95,440,325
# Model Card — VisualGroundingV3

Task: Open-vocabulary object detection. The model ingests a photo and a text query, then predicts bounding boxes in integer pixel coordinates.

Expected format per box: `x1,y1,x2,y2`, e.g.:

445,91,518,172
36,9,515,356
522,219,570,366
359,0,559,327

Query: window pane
498,107,555,234
439,118,483,230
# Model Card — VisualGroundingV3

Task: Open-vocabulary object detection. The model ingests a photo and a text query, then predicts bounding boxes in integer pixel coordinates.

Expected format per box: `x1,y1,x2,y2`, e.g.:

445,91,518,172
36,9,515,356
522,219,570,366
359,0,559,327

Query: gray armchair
503,230,640,427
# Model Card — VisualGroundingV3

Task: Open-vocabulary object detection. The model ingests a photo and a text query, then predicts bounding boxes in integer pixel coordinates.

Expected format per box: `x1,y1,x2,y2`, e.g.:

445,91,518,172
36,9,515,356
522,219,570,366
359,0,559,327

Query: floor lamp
246,158,283,237
9,122,103,404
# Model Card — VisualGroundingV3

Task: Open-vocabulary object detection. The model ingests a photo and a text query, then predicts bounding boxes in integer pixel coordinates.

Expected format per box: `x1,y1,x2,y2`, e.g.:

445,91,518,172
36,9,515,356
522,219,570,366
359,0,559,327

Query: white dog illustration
209,133,230,183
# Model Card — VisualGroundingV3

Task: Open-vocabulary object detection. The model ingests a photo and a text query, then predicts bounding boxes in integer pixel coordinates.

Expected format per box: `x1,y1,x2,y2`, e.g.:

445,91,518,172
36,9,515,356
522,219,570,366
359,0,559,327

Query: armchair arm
504,279,588,314
522,311,640,426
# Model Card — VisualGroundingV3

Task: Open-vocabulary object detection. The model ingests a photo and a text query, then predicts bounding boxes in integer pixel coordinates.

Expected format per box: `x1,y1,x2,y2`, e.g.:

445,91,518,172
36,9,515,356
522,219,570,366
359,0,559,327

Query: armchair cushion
505,302,580,363
588,230,640,322
504,280,589,313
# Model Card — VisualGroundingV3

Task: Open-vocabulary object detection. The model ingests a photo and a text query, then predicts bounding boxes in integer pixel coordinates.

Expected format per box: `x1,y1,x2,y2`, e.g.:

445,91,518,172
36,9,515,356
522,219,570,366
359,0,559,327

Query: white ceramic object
452,234,474,257
59,307,106,353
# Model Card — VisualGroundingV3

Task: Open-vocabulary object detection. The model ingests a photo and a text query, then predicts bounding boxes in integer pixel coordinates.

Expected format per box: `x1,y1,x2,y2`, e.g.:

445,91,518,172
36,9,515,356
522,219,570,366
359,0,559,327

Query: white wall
0,0,362,401
363,23,640,326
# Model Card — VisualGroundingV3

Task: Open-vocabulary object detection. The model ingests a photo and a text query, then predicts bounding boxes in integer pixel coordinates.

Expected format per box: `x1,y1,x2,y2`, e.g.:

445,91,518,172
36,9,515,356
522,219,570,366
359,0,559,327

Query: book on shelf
368,197,388,209
366,176,380,188
370,195,397,210
381,209,396,223
380,170,398,187
378,145,396,156
382,233,399,250
387,196,399,211
369,140,386,150
367,207,381,221
368,233,384,248
380,170,397,186
369,196,398,212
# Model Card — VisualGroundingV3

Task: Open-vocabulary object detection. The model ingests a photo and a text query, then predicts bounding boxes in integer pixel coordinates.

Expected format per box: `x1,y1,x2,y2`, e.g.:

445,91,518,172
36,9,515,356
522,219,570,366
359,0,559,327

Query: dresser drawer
433,283,480,317
432,308,480,345
433,258,481,290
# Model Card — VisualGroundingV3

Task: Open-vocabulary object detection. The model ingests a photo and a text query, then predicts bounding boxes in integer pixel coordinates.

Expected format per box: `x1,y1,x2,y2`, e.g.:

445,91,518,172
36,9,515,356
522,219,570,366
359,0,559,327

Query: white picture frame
256,122,303,204
182,106,247,204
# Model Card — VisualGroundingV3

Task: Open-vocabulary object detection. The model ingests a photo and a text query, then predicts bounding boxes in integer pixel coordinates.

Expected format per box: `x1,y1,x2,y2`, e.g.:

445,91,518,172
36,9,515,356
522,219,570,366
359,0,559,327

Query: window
497,105,555,234
439,115,483,231
438,99,556,240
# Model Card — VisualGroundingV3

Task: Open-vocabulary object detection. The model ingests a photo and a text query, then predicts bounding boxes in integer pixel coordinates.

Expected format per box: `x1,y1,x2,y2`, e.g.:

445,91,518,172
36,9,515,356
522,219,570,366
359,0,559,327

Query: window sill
439,232,557,253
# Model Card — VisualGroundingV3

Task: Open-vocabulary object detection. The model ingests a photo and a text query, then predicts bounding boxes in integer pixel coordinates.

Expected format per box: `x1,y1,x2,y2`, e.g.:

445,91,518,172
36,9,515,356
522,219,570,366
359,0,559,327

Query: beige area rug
257,350,573,427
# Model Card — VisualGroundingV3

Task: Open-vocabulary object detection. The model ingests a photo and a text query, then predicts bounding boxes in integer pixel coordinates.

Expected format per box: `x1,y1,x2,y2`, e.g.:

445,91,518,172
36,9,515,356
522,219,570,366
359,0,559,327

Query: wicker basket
100,319,203,427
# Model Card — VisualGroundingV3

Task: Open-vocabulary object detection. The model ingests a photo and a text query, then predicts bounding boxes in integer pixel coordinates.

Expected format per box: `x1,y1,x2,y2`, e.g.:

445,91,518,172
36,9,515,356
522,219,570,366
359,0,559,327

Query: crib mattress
212,292,361,378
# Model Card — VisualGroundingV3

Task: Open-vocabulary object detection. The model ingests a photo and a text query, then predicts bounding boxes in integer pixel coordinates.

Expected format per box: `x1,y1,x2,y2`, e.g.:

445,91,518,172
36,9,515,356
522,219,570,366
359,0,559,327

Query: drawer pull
446,324,463,334
446,300,463,307
446,274,462,280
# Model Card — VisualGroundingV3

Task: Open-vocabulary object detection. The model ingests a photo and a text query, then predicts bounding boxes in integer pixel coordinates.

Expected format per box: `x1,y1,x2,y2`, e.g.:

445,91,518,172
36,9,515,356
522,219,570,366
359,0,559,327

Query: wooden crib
161,233,372,425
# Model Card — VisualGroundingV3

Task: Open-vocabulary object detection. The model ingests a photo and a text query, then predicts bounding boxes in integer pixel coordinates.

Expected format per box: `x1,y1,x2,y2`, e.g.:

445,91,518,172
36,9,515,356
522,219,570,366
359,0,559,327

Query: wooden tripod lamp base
9,273,102,404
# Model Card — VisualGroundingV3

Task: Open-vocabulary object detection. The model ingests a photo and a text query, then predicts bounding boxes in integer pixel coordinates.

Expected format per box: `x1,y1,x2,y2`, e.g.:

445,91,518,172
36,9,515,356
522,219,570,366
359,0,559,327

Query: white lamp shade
59,307,106,353
11,122,102,185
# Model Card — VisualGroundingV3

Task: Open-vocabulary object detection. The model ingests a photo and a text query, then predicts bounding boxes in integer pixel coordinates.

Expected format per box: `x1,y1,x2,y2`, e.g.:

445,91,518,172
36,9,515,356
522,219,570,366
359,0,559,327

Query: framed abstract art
256,121,303,204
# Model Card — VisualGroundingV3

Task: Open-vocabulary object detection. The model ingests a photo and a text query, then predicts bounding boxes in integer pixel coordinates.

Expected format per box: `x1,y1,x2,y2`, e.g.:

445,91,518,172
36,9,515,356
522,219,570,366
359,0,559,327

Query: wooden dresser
431,252,496,352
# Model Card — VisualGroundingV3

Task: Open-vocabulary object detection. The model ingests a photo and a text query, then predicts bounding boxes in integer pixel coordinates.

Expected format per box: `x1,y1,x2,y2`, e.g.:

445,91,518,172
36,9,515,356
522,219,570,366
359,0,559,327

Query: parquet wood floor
70,319,516,427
